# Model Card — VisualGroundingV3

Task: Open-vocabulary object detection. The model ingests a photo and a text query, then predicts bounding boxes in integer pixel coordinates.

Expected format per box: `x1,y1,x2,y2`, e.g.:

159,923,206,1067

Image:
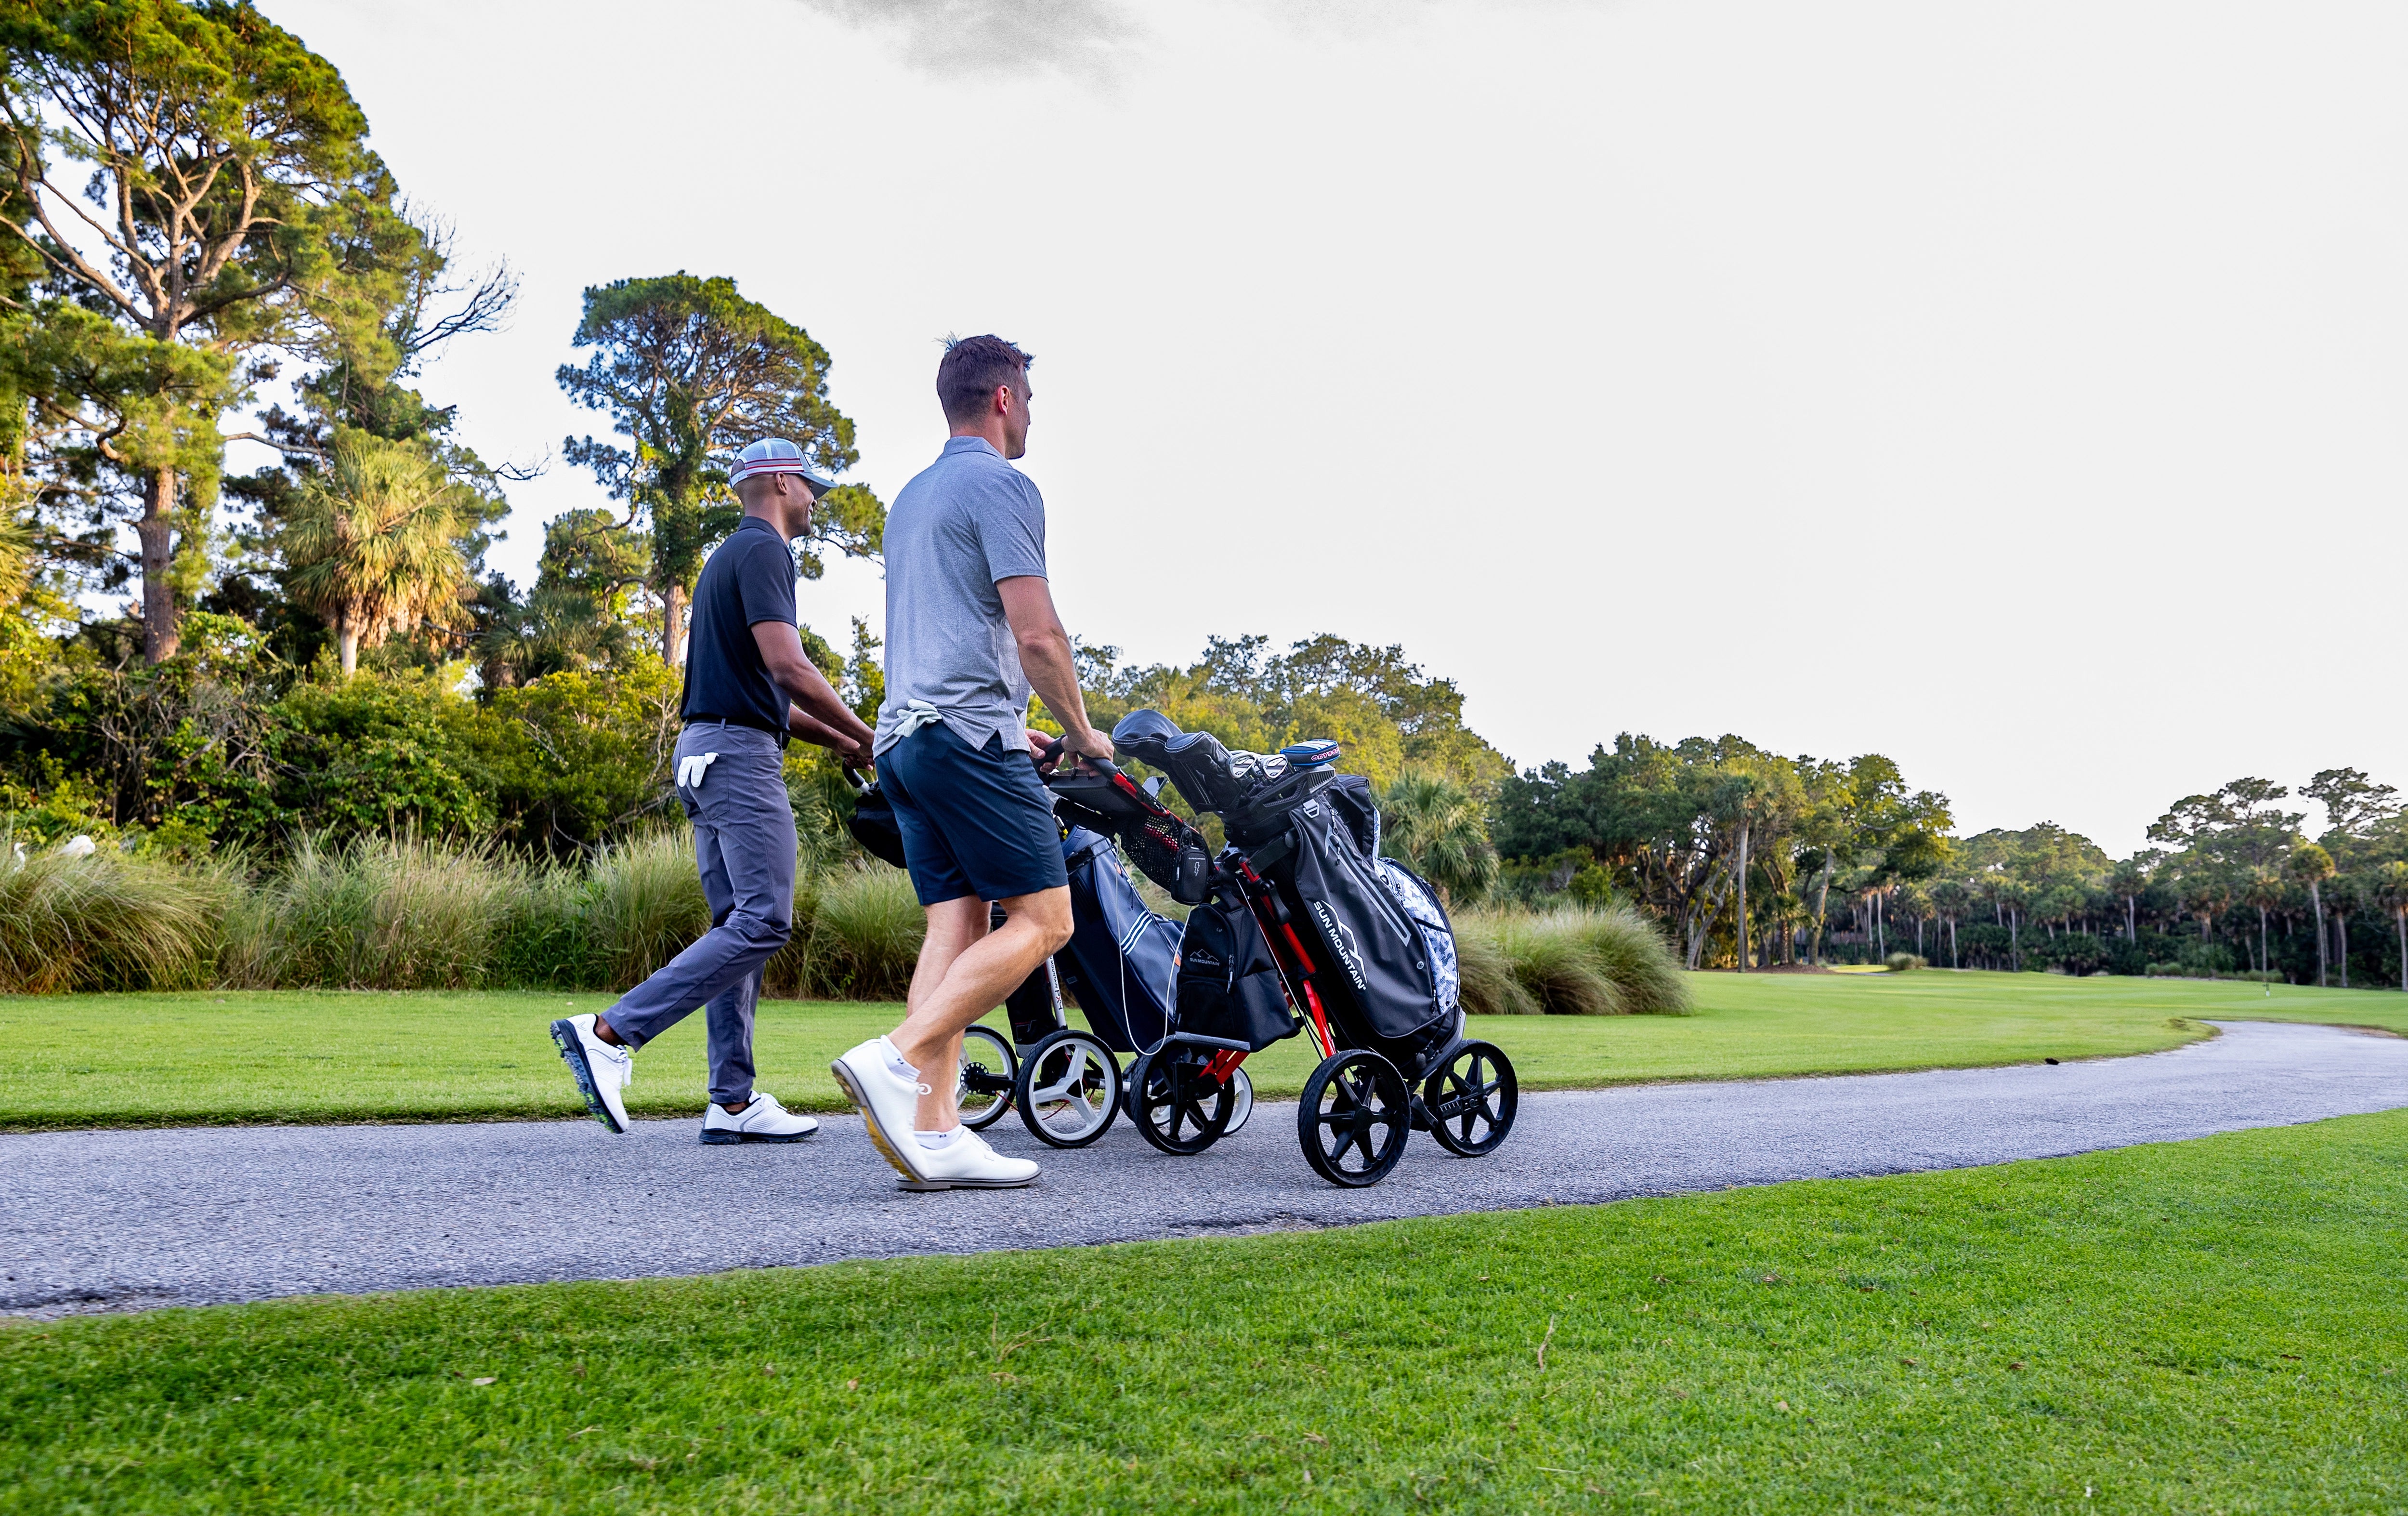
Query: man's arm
751,621,876,763
785,703,862,759
998,575,1110,765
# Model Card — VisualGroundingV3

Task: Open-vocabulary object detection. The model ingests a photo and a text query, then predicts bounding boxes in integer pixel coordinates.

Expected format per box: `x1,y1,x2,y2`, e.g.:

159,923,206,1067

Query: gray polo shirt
872,436,1048,757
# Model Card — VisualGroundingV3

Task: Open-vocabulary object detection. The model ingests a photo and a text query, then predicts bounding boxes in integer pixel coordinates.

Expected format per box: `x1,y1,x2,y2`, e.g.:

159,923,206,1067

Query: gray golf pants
602,724,796,1107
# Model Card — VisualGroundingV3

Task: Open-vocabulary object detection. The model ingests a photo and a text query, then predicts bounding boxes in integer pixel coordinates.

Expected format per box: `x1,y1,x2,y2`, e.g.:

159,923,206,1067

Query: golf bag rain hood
1052,826,1183,1053
1280,777,1461,1046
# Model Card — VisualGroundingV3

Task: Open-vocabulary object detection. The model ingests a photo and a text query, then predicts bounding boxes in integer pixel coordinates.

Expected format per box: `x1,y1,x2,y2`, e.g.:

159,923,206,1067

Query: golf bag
1110,710,1464,1084
1037,826,1182,1055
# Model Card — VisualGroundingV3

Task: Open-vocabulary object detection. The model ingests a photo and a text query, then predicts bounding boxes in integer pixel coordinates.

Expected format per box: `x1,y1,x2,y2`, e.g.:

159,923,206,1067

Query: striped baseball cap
729,436,836,495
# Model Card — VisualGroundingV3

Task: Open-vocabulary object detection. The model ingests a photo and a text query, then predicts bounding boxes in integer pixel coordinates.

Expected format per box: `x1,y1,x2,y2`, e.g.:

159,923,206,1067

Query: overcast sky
260,0,2408,856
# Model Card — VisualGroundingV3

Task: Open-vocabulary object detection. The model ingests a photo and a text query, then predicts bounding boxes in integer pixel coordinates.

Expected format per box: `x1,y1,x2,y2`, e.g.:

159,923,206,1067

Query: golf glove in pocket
677,752,720,790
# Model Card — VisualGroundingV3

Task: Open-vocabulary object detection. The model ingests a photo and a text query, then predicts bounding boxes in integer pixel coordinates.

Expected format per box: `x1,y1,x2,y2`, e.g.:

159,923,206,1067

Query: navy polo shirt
680,516,798,734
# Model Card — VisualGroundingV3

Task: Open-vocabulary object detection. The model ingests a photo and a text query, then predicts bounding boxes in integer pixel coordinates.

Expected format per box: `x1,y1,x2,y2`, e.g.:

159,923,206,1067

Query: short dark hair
937,334,1033,424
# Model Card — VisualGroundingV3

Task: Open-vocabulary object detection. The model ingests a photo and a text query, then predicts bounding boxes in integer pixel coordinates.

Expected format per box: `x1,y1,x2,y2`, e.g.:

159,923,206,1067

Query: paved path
7,1020,2407,1315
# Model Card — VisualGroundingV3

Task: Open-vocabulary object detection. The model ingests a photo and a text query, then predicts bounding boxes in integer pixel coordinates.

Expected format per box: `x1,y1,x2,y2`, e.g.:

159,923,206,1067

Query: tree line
1495,745,2407,989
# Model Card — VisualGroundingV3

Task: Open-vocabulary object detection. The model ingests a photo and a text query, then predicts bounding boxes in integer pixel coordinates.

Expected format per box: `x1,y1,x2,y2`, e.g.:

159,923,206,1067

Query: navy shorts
878,723,1068,906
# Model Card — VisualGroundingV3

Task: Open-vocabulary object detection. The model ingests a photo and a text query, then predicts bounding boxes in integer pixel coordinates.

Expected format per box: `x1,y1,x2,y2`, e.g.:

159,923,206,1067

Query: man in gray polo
552,438,876,1144
831,335,1113,1190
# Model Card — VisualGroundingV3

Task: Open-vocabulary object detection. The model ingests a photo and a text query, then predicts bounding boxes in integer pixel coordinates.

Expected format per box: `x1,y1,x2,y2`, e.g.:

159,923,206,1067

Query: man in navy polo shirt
552,438,876,1145
830,335,1112,1191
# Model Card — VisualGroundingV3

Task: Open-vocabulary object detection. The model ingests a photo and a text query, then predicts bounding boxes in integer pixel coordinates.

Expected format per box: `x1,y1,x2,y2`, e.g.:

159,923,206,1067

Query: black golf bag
1005,826,1181,1055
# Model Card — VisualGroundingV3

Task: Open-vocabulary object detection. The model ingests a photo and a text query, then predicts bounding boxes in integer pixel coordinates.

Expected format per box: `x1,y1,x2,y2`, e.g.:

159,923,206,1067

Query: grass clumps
796,865,922,1002
220,835,523,990
578,830,712,990
0,821,1692,1015
1456,904,1692,1016
0,840,222,992
0,827,931,1001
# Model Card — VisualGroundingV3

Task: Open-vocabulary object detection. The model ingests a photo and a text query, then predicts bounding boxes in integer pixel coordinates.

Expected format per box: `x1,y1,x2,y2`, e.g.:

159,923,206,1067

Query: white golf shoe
830,1037,933,1181
550,1013,632,1134
896,1129,1040,1192
701,1092,818,1144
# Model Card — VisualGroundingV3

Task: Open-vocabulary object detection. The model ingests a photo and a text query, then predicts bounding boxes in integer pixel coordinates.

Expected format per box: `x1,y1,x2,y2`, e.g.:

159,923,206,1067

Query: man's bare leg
893,886,1072,1132
895,896,990,1128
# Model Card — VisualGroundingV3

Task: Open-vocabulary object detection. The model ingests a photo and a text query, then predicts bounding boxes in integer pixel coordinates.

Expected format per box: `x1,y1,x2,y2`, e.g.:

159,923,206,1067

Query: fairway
0,973,2398,1131
5,1109,2403,1513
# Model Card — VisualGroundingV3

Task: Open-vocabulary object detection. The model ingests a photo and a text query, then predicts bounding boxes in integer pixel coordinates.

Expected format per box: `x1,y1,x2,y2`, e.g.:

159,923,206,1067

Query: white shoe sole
829,1057,927,1182
550,1019,628,1135
896,1173,1038,1191
699,1125,818,1145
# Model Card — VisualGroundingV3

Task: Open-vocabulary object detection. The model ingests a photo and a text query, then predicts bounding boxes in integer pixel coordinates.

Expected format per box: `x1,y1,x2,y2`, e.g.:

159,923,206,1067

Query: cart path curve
8,1019,2407,1316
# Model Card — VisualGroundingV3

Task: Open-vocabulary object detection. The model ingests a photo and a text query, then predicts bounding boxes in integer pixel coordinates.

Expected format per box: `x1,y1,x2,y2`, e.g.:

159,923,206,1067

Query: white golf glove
677,751,720,790
891,699,943,739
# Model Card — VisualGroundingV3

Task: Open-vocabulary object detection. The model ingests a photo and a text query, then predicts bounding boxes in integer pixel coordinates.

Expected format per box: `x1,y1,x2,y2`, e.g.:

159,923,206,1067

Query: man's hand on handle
1030,724,1113,775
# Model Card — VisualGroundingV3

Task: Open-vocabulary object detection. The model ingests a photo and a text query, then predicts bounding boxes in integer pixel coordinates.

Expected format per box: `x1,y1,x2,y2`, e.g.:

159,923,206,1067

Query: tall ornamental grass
0,832,1688,1013
1451,924,1539,1015
0,842,223,993
802,865,924,1002
1454,905,1692,1016
222,836,519,990
579,830,710,990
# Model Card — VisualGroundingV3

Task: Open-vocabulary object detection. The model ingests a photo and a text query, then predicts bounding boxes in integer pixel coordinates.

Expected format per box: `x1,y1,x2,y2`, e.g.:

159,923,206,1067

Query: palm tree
2107,857,2148,941
2289,844,2335,987
2331,874,2355,990
2372,861,2408,995
283,432,475,676
1376,769,1498,907
2242,870,2284,976
2179,873,2231,966
0,508,31,611
1930,879,1970,968
1996,881,2028,970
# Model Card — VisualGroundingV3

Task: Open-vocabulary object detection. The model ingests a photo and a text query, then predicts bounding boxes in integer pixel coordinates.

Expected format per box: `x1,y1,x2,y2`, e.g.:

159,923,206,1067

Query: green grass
3,973,2400,1131
5,1110,2404,1512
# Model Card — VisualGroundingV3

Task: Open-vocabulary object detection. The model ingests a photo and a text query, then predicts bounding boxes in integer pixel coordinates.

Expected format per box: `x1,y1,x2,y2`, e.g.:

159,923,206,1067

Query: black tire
1014,1029,1122,1148
956,1024,1017,1132
1127,1048,1237,1155
1421,1040,1517,1157
1297,1049,1411,1187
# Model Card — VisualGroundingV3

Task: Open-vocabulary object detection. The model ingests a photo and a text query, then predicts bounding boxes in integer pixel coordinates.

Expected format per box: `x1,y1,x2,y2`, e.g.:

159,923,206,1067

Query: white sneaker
701,1092,819,1145
550,1014,632,1134
830,1037,935,1182
897,1129,1040,1192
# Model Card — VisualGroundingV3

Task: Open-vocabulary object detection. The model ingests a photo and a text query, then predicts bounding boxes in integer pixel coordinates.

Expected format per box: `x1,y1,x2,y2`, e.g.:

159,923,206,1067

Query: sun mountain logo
1313,902,1367,991
1186,947,1222,970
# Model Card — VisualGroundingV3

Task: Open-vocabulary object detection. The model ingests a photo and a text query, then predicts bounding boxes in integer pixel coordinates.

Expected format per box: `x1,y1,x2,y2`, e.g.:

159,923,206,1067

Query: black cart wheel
1014,1029,1122,1148
956,1024,1017,1131
1127,1048,1237,1155
1421,1040,1517,1157
1298,1049,1411,1187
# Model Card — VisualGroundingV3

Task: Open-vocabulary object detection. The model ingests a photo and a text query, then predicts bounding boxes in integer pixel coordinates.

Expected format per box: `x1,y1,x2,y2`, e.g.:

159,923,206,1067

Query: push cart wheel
1127,1048,1237,1155
1421,1040,1517,1157
956,1024,1017,1131
1225,1065,1255,1136
1297,1049,1411,1187
1014,1029,1122,1148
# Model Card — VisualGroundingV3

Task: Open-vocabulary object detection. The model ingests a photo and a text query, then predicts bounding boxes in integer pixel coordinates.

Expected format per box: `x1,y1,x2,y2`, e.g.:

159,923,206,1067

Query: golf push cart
908,709,1519,1188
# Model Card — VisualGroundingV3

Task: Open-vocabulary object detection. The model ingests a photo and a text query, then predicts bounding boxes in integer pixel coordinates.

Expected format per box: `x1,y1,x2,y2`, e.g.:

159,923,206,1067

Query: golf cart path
8,1019,2408,1315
